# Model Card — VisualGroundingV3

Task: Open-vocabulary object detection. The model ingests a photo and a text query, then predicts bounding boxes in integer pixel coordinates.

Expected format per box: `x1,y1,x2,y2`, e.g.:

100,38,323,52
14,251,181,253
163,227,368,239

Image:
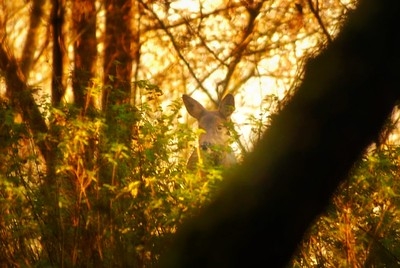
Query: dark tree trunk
0,45,63,265
72,0,97,110
160,1,400,267
100,0,134,197
51,0,66,106
102,0,133,108
0,47,48,152
101,2,146,266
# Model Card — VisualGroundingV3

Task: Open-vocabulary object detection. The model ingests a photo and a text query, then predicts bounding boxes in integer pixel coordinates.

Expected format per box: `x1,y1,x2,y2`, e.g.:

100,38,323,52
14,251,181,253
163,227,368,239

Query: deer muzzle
200,142,212,151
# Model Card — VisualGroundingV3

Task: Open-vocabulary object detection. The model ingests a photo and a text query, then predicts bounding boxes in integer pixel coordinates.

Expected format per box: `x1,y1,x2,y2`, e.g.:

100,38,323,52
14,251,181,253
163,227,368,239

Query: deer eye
217,124,224,131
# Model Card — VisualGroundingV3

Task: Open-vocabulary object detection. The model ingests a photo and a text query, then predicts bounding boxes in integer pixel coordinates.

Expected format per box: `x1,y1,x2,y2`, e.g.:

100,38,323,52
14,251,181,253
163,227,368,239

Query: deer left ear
182,94,206,120
219,94,235,118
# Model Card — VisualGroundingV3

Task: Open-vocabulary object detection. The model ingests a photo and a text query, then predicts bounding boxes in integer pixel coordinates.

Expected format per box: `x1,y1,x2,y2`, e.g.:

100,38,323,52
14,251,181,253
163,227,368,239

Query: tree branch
139,0,213,101
307,0,333,44
218,2,263,98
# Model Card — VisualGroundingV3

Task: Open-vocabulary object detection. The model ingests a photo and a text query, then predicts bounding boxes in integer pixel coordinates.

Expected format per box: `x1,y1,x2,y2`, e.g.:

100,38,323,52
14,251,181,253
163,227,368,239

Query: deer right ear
219,94,235,118
182,94,206,120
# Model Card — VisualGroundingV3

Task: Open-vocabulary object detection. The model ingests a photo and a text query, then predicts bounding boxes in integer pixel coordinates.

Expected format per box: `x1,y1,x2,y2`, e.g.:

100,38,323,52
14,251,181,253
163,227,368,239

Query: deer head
183,94,236,169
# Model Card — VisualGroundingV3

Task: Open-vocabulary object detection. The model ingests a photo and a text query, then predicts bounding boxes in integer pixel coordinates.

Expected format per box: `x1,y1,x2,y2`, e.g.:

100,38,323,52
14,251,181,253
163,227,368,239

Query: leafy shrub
0,82,232,267
291,146,400,267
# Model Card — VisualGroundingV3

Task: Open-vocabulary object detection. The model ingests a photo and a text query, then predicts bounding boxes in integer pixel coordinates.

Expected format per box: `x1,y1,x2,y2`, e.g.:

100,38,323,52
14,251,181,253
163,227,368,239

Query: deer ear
182,94,206,120
219,94,235,118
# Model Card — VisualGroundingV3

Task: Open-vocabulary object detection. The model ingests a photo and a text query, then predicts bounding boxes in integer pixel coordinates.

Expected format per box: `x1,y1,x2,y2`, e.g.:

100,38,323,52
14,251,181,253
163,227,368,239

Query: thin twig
307,0,333,44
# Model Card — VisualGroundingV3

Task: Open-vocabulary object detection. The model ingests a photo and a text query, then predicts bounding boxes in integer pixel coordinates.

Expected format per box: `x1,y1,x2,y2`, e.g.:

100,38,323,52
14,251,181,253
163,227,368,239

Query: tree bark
72,0,97,110
51,0,66,106
160,1,400,267
102,0,133,108
0,46,48,154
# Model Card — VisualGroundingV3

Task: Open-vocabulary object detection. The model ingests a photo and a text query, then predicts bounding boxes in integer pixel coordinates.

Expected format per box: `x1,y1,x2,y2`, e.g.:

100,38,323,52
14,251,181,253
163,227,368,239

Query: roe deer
183,94,236,170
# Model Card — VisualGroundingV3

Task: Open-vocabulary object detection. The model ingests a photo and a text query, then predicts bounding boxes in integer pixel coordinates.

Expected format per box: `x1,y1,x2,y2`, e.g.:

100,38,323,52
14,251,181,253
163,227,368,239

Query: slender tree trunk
63,1,101,265
51,0,66,106
101,1,146,266
102,0,133,108
72,0,97,110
